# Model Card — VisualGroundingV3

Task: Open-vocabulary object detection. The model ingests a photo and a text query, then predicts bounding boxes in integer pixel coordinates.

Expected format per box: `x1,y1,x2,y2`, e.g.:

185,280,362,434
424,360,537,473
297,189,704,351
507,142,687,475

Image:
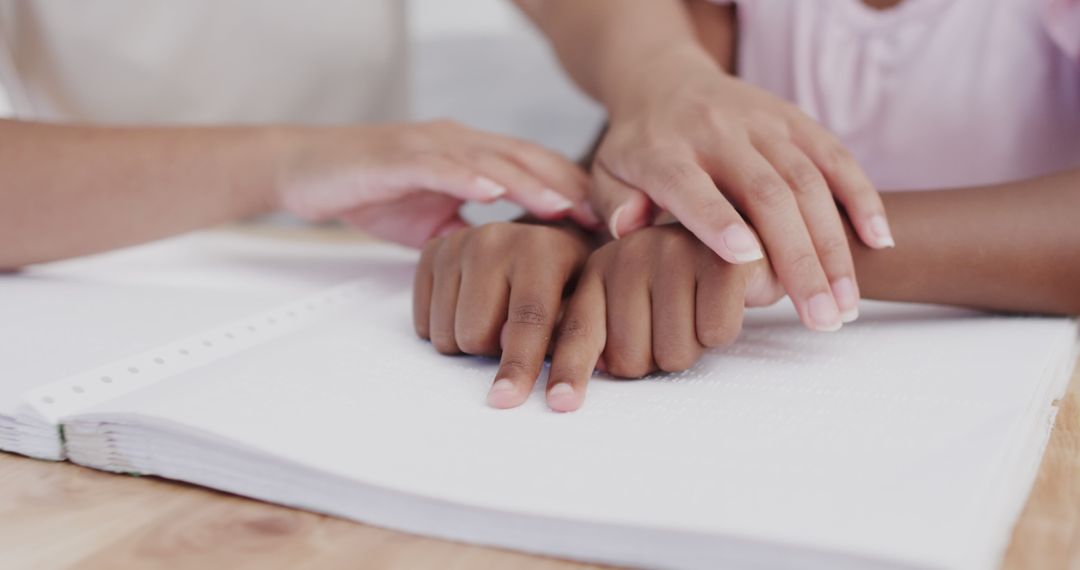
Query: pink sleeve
1042,0,1080,63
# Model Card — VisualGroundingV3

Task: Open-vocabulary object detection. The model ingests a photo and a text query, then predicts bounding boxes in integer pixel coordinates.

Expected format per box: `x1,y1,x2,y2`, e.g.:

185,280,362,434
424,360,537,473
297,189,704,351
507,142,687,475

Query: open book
2,231,1077,570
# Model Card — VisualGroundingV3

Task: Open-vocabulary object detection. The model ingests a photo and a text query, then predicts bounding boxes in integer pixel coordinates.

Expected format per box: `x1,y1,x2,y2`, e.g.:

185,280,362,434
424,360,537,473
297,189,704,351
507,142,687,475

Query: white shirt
0,0,409,125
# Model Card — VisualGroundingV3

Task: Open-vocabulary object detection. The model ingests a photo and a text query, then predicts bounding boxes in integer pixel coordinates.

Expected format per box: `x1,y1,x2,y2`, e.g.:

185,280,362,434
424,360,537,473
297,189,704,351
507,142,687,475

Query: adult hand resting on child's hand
276,120,597,247
590,44,893,332
413,222,782,412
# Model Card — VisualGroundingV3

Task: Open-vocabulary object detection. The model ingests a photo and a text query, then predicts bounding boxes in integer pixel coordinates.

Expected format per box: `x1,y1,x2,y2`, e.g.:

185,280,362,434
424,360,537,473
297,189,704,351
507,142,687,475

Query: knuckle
654,226,694,256
467,222,511,251
787,163,826,195
820,143,854,175
509,300,550,327
651,161,698,198
458,147,487,164
405,149,441,166
522,227,562,254
502,138,539,158
702,105,730,129
786,249,824,281
817,233,851,258
557,316,591,340
747,174,791,208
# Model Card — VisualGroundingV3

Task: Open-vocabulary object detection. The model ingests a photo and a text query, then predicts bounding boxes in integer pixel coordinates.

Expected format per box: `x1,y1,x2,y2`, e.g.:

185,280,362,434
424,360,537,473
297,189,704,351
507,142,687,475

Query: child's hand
276,121,598,247
592,46,890,332
414,222,782,412
413,220,594,383
540,224,779,412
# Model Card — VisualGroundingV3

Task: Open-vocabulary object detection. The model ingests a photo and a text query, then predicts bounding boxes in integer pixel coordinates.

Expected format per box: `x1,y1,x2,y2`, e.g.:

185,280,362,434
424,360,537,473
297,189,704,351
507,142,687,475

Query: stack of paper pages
2,231,1076,570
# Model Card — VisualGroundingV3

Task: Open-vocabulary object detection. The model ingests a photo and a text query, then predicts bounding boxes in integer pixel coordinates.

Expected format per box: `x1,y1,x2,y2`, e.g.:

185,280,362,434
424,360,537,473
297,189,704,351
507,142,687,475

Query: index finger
473,131,598,227
546,268,606,412
486,268,568,409
617,153,766,265
718,147,842,332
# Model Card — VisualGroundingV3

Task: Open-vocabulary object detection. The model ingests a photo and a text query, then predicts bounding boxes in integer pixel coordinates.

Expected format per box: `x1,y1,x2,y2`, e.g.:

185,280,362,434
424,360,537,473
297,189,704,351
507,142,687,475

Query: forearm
852,170,1080,315
514,0,727,115
0,120,284,268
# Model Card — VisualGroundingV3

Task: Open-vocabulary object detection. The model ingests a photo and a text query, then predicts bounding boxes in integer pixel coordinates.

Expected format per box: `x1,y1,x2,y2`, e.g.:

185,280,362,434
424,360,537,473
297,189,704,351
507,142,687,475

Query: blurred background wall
409,0,603,158
0,71,8,115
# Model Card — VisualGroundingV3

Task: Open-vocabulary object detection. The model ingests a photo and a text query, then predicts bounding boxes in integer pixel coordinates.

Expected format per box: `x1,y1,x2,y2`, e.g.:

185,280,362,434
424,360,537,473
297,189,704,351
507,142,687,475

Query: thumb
591,164,654,239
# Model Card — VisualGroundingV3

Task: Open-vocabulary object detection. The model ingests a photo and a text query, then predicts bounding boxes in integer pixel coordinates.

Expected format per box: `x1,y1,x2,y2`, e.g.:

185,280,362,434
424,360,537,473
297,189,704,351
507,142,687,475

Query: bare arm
0,121,279,268
514,0,709,110
853,170,1080,315
0,119,592,269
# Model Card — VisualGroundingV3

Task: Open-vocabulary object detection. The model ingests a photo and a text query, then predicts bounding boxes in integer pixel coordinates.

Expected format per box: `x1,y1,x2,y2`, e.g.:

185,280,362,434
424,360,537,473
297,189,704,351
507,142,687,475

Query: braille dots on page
27,280,373,422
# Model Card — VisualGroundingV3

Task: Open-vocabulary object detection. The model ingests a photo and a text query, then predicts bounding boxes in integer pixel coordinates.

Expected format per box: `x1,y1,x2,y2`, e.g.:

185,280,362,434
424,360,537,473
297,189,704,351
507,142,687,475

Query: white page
0,278,291,416
59,268,1078,569
28,229,383,294
0,229,402,415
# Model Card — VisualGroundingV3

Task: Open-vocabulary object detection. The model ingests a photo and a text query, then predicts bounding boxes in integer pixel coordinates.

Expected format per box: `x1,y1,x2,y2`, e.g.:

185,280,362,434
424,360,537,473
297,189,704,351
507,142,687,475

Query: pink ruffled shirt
711,0,1080,190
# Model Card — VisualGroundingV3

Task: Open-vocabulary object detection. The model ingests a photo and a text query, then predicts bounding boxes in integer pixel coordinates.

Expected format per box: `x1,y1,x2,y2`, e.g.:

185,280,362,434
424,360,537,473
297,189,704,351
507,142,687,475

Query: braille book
1,232,1076,570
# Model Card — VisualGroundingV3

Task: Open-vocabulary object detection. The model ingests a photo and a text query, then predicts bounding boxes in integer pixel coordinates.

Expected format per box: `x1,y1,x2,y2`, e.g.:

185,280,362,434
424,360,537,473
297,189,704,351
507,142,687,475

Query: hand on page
541,224,780,412
592,45,892,331
413,221,594,404
413,222,782,412
277,120,599,246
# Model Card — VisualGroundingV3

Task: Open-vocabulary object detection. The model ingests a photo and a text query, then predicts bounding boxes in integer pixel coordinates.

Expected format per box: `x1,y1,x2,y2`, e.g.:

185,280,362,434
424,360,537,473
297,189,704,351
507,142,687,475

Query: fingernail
608,204,627,239
487,378,519,408
541,189,574,212
720,224,765,263
831,277,860,323
475,176,507,199
547,383,578,413
869,215,895,248
808,292,842,332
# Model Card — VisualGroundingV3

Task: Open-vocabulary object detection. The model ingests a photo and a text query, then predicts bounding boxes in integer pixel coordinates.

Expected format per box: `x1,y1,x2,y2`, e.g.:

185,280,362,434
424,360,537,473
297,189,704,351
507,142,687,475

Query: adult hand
591,45,894,332
276,120,598,244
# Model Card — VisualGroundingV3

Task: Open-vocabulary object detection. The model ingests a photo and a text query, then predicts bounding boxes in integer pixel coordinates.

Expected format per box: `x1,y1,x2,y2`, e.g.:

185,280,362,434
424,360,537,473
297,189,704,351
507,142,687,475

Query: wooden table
1,227,1077,569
